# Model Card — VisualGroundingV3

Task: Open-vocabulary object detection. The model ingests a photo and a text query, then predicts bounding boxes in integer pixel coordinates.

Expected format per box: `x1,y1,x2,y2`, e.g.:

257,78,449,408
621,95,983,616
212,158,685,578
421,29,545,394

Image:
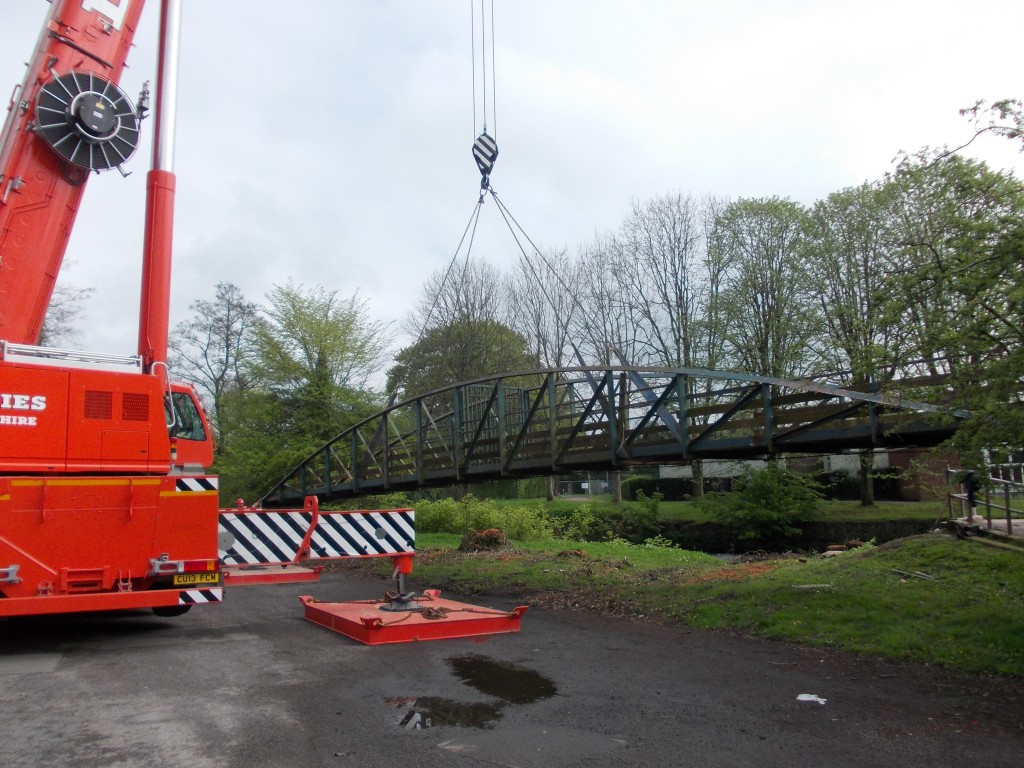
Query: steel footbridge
259,367,963,507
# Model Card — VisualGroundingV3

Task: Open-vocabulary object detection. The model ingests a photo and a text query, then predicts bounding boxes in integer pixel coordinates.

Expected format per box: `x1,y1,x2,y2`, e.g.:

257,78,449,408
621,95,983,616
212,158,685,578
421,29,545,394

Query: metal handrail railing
947,468,1023,536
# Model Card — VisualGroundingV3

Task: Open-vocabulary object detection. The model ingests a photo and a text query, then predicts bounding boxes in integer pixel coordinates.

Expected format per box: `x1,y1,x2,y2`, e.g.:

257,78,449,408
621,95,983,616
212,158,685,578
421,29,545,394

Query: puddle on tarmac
386,655,557,730
386,696,502,729
447,653,558,705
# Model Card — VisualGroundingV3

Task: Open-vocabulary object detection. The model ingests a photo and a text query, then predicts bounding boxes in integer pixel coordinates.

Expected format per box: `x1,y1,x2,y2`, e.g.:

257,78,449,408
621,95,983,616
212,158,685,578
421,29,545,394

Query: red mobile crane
0,1,515,642
0,0,221,617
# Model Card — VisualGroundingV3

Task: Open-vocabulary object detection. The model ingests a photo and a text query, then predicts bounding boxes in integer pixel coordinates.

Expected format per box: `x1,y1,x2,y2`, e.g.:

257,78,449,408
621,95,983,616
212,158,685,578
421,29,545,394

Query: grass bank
347,532,1024,676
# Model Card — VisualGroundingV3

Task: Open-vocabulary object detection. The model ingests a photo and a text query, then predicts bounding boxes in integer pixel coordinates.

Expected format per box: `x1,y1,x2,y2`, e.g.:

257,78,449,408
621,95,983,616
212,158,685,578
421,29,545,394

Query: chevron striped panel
175,476,219,492
179,587,223,605
309,510,416,558
218,511,313,565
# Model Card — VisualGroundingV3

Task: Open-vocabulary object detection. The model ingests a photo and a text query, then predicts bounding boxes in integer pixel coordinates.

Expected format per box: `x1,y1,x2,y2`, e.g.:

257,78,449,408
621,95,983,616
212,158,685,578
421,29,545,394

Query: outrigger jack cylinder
381,554,420,612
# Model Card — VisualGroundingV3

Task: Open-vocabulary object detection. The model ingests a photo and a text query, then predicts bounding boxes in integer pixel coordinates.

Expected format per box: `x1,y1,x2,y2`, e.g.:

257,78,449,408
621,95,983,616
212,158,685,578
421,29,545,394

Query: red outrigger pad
298,590,528,645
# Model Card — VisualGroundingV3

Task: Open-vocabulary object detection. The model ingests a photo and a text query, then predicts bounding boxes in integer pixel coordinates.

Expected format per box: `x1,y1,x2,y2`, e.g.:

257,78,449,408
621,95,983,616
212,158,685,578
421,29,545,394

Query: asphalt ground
1,570,1022,768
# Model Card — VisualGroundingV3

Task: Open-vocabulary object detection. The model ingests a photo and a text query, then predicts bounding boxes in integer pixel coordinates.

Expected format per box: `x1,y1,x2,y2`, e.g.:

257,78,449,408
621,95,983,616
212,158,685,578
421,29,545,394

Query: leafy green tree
387,318,538,400
709,197,823,378
213,389,286,504
952,98,1024,155
881,152,1024,460
249,282,392,440
213,282,392,502
801,184,911,504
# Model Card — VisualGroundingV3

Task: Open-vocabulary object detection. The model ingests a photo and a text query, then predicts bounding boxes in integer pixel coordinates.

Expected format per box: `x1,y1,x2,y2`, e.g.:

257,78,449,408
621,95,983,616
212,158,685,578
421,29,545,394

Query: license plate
172,572,220,586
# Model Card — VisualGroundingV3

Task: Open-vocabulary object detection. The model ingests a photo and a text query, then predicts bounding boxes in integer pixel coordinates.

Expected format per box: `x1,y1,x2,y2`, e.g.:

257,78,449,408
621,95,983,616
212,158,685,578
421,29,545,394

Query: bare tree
614,194,732,497
169,282,259,421
573,233,645,366
507,248,581,369
39,262,94,347
618,193,705,367
407,257,509,337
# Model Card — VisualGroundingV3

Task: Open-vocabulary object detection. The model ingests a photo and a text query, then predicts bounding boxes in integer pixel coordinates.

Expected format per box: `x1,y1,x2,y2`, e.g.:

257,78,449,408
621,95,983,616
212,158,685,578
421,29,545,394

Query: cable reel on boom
34,68,145,177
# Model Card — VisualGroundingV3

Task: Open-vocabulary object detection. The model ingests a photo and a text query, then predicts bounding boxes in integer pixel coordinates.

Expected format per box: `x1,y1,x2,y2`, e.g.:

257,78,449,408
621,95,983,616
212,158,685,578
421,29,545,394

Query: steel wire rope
418,1,499,348
487,0,495,140
488,189,604,352
490,0,497,138
385,3,496,418
375,194,485,428
470,1,476,138
470,0,496,137
479,0,488,133
413,195,486,345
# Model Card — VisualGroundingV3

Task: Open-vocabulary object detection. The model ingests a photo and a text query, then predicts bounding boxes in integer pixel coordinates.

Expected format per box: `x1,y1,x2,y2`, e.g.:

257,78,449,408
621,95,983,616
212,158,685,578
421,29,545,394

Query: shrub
550,504,607,542
413,494,552,541
698,464,824,549
496,503,554,541
641,534,676,548
607,490,664,543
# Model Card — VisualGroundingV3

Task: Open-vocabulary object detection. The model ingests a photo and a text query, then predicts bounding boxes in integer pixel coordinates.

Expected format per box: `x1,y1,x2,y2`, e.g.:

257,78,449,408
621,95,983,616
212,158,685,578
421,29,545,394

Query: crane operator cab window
165,391,207,442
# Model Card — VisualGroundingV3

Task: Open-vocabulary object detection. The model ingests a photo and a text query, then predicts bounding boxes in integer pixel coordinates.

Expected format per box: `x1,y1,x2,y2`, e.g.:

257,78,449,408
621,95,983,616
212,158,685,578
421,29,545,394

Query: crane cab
166,382,215,472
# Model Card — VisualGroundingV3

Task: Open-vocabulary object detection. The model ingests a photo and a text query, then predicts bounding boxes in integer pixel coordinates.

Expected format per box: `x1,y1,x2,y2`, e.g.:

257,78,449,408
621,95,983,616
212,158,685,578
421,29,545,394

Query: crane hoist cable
414,0,497,348
427,1,598,351
373,194,483,442
416,196,485,338
471,0,498,191
468,4,592,333
469,0,600,349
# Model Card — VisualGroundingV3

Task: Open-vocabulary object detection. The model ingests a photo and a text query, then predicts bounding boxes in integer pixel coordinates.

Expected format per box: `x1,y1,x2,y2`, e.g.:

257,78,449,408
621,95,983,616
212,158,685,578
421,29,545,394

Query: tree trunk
859,450,875,506
546,476,556,502
691,459,705,498
611,470,623,503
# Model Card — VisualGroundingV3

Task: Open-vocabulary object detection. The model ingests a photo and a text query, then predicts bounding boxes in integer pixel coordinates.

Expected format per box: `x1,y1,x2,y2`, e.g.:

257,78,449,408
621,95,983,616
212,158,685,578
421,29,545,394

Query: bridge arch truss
259,367,961,507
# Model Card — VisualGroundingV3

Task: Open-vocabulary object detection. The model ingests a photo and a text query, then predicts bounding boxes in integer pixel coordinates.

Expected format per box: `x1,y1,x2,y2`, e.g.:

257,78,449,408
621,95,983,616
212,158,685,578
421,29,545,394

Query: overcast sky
3,0,1023,369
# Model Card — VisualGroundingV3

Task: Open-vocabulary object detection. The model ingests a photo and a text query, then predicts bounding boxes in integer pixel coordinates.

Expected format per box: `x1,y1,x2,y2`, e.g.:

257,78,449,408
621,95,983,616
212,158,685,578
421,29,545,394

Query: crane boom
0,0,145,344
